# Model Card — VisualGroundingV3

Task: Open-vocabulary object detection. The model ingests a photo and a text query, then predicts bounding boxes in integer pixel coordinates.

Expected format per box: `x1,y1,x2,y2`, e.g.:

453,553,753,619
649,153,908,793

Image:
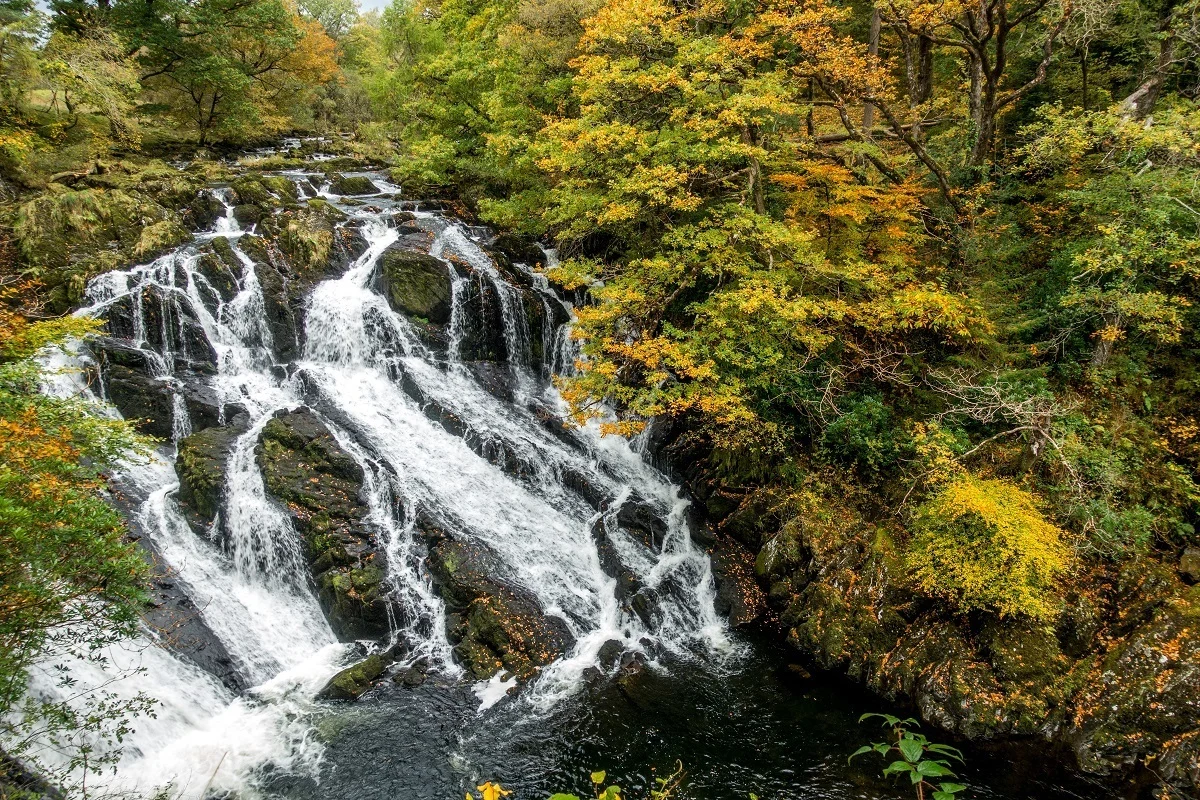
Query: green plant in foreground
850,714,967,800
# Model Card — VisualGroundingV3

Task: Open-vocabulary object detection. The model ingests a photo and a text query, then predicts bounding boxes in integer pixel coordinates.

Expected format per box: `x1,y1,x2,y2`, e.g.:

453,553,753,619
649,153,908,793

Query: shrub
906,475,1072,622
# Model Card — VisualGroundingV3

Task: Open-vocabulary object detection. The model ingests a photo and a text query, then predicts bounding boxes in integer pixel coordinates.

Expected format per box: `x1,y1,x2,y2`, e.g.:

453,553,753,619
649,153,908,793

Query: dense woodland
2,0,1200,792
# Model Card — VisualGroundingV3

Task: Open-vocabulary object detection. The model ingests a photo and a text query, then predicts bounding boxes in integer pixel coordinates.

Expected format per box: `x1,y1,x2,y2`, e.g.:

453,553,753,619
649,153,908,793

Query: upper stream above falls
29,153,1108,800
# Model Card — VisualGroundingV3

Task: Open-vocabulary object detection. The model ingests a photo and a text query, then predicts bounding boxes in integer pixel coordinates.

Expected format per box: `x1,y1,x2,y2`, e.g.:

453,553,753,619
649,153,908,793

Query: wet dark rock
427,538,575,680
195,251,240,306
256,408,389,640
377,246,453,324
137,534,244,691
529,402,583,450
1181,547,1200,584
93,337,220,435
597,639,624,670
183,191,225,231
251,257,301,361
453,270,508,362
393,659,430,688
591,519,642,602
102,364,175,436
232,204,263,226
329,175,380,196
465,361,515,403
1065,584,1200,785
613,492,669,552
489,233,546,268
176,419,249,525
101,285,218,373
1,749,66,800
709,536,767,627
317,653,387,701
562,466,609,510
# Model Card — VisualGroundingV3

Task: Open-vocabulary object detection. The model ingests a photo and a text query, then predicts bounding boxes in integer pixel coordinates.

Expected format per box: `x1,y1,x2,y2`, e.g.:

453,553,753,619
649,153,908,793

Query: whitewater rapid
23,163,739,798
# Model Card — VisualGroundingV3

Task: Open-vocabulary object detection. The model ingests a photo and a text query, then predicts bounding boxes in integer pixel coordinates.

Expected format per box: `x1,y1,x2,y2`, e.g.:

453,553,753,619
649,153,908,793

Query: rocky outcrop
255,409,388,640
176,420,249,525
328,175,380,196
317,653,387,700
92,333,224,438
102,285,217,373
425,535,575,680
236,200,369,361
376,245,453,324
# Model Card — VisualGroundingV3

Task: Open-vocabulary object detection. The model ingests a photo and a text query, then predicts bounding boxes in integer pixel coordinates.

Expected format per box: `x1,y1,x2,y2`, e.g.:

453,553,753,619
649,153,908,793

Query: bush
906,475,1073,622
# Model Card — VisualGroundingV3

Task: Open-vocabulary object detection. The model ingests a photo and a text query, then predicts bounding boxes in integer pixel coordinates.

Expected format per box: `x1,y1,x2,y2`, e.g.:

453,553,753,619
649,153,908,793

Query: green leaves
851,714,968,800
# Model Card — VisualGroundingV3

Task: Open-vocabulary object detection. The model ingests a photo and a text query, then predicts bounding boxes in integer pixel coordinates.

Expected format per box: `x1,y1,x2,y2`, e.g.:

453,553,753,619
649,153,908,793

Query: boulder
182,191,225,231
489,233,546,268
232,204,263,226
317,653,386,701
256,408,389,640
329,175,380,196
229,176,275,206
1067,584,1200,789
1181,547,1200,584
377,246,453,324
709,536,767,627
613,492,669,552
195,242,240,304
101,364,175,437
427,537,575,680
176,420,248,524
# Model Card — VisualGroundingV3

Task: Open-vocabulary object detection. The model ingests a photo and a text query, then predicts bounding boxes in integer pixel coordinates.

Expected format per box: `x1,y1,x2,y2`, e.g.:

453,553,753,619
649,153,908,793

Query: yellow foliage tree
907,475,1073,621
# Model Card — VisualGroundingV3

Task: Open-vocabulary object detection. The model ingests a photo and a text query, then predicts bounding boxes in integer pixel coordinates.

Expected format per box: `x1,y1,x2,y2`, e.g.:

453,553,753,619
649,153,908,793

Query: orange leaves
282,15,342,85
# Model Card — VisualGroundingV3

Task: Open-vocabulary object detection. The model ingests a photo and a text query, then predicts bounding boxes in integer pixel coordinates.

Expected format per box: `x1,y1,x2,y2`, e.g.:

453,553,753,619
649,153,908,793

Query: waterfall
23,163,739,797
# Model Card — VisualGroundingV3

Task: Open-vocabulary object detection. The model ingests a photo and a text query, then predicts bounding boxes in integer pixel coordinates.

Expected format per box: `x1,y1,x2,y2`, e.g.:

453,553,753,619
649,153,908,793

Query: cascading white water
23,165,739,797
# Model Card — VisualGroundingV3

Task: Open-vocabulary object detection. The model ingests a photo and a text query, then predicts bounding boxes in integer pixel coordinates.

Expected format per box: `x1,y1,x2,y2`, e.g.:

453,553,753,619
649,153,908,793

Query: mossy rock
230,176,275,206
1069,584,1200,784
316,654,386,701
14,187,172,274
377,245,452,324
329,175,380,196
134,219,191,260
255,408,388,640
262,175,299,203
176,422,248,523
232,204,263,226
429,538,575,680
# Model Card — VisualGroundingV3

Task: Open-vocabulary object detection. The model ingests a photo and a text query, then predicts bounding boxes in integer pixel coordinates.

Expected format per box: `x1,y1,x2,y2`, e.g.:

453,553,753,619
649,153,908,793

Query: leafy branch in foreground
850,714,967,800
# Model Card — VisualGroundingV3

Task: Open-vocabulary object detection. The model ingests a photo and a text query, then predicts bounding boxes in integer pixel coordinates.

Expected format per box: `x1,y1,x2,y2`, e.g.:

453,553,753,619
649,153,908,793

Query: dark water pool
271,632,1109,800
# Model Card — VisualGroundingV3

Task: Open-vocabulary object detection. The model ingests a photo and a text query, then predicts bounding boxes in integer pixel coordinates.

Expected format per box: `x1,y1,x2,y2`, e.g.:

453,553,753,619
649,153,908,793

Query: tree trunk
863,7,881,130
1090,310,1122,369
915,35,933,104
741,124,766,215
1120,29,1176,119
1080,47,1089,111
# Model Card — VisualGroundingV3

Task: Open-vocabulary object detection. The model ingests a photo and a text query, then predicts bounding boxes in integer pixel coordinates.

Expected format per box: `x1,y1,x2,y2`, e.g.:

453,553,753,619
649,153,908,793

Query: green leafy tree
0,290,152,784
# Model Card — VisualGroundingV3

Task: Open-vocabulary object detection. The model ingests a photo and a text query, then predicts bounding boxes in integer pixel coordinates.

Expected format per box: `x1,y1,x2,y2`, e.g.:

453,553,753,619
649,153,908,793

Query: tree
116,0,340,143
299,0,358,39
41,29,143,144
0,288,151,780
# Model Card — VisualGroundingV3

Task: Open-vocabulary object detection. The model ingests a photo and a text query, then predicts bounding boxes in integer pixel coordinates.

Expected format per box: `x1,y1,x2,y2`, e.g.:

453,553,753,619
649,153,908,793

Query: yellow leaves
472,782,511,800
908,475,1074,622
